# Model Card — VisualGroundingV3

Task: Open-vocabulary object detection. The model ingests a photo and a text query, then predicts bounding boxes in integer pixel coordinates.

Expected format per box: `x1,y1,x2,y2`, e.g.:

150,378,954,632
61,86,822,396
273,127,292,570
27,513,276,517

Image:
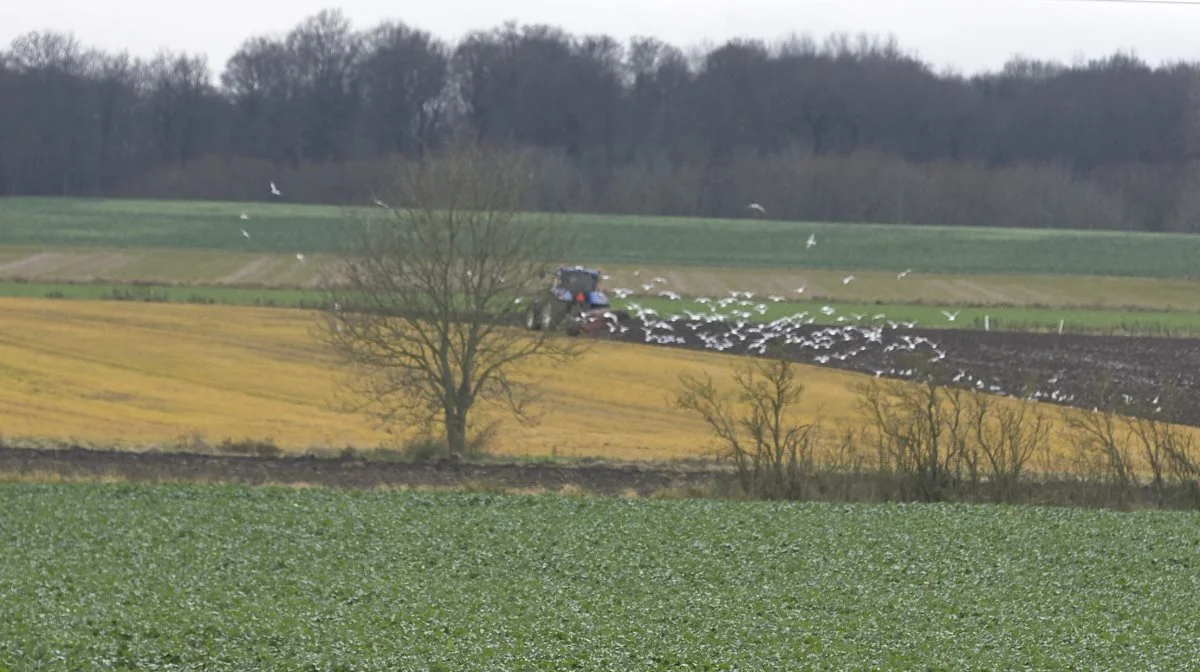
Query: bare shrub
965,389,1053,503
1058,374,1137,506
855,369,971,502
1128,384,1200,507
673,357,819,499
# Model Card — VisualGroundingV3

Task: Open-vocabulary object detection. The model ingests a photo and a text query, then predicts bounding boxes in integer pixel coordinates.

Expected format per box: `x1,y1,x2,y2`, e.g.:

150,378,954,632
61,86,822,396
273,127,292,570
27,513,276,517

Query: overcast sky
5,0,1200,75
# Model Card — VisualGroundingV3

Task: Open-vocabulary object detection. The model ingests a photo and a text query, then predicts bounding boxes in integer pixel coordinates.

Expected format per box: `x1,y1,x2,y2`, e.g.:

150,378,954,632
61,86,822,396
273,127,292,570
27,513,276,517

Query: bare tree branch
318,142,585,456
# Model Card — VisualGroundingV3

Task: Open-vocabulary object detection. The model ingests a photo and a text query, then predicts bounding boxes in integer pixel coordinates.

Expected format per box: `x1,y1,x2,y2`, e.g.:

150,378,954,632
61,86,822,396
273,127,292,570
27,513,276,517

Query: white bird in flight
806,234,817,249
747,203,766,215
239,213,249,221
372,198,387,208
942,310,960,322
842,275,855,285
897,269,911,279
241,229,251,239
270,181,282,196
794,286,806,294
296,253,306,264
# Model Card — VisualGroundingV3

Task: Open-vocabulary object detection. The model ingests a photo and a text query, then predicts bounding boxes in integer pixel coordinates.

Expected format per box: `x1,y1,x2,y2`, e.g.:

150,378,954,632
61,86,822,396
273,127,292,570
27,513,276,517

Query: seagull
842,275,855,285
747,203,766,216
652,277,668,284
659,290,681,301
897,269,911,279
241,228,251,239
941,310,960,322
372,198,388,208
296,253,306,264
806,234,817,249
239,213,250,221
794,286,806,294
270,181,282,196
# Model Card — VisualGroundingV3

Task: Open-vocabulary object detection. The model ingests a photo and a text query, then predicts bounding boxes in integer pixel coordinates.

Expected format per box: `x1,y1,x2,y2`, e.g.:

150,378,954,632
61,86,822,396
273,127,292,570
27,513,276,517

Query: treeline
4,10,1200,231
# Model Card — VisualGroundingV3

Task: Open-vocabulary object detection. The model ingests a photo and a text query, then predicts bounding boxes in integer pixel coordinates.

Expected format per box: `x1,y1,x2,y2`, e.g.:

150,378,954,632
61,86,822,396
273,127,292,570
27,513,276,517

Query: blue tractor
524,265,627,336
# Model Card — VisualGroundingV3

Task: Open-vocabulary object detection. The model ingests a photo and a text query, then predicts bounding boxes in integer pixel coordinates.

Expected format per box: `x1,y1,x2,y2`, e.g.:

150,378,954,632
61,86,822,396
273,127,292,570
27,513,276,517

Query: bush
674,356,819,499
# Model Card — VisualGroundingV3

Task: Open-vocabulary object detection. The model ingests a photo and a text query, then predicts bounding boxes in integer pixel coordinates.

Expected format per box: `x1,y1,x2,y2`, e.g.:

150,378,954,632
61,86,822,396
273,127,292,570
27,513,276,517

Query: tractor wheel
524,304,541,330
540,302,557,331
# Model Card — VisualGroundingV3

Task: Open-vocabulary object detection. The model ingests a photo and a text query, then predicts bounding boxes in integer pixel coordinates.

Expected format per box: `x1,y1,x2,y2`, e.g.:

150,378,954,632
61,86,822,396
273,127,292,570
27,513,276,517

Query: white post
984,315,989,332
1058,319,1064,335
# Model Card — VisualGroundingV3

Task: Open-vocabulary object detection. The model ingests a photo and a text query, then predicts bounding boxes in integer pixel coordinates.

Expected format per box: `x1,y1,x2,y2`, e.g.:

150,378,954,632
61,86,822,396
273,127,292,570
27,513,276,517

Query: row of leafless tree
676,357,1200,510
5,11,1200,230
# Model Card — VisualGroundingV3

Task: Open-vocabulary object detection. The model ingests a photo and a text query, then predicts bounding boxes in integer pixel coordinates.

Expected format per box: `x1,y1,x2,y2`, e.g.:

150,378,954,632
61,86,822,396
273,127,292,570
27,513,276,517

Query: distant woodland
4,9,1200,231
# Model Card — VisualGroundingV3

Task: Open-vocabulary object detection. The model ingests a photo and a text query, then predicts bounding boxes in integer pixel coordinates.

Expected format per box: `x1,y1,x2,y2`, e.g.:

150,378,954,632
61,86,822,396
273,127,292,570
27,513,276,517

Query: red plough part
573,308,617,336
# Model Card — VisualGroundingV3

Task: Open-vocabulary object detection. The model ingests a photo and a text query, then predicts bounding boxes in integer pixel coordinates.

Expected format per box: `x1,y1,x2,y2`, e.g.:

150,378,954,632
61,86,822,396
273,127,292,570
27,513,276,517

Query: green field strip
4,196,1200,277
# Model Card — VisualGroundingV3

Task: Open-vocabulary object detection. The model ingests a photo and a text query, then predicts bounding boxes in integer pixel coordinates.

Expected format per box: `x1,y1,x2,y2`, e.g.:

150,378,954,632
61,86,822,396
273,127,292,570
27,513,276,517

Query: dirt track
0,447,728,495
601,318,1200,426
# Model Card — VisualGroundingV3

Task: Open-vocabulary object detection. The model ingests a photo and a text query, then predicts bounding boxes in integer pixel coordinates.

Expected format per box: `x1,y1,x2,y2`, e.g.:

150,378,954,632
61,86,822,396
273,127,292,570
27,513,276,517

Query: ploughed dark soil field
602,318,1200,427
0,446,725,494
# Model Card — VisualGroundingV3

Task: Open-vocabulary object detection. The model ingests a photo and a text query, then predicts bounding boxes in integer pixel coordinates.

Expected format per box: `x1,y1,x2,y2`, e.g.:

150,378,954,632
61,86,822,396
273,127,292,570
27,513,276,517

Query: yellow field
0,297,876,460
1,297,1194,468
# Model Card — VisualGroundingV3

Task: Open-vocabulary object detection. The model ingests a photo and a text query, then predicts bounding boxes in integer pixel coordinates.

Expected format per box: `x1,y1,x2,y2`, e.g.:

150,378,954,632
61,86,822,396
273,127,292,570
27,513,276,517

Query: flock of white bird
238,181,307,264
593,215,957,382
594,291,1122,409
587,205,1106,409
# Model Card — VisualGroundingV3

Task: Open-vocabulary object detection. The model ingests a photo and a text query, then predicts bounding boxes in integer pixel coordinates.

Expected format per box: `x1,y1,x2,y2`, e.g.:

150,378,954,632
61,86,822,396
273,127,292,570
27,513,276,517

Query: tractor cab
551,266,609,308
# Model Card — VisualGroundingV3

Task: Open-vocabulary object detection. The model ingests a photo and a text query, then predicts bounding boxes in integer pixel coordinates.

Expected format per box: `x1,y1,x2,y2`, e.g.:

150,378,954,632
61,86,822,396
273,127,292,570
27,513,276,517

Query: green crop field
4,196,1200,277
1,484,1197,670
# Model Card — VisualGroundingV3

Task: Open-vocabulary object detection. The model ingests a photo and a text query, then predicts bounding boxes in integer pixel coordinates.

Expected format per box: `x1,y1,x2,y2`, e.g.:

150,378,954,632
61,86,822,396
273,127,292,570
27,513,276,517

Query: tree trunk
445,408,467,457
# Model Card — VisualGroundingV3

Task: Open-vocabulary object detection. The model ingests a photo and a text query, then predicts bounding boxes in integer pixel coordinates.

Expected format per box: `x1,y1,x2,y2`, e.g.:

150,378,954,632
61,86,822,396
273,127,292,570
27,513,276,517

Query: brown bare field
597,264,1200,310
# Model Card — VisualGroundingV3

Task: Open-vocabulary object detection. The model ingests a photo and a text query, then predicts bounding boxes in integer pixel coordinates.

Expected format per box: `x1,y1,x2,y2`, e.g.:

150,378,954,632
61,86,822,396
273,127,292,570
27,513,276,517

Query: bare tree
145,50,215,166
674,356,820,499
358,21,450,156
1126,383,1200,507
1058,376,1137,505
319,143,583,457
965,389,1052,502
856,369,971,502
285,9,363,164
